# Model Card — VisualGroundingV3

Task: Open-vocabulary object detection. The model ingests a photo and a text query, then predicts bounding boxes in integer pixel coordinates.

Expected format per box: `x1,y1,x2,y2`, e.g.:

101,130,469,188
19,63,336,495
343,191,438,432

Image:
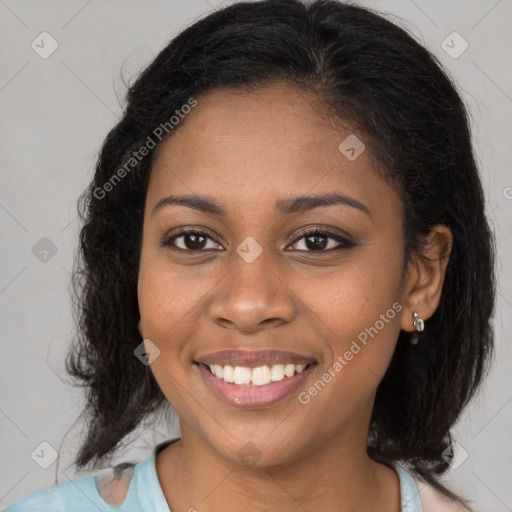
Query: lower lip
197,363,317,409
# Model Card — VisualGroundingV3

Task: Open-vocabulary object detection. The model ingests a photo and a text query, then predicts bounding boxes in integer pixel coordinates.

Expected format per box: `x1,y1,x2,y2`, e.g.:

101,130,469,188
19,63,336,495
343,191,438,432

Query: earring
413,312,424,332
410,312,424,345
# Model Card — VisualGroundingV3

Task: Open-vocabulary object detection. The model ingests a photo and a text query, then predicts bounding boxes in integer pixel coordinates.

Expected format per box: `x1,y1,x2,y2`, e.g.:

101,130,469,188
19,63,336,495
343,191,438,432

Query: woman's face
138,84,411,466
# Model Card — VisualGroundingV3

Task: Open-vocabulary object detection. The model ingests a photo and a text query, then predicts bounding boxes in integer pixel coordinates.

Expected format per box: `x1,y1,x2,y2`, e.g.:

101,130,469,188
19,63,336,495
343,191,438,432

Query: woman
4,0,495,510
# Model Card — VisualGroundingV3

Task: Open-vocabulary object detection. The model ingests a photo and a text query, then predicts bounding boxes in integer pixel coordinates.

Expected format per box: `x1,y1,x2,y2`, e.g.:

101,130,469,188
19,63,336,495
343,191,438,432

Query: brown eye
162,229,223,251
161,227,356,254
288,229,356,252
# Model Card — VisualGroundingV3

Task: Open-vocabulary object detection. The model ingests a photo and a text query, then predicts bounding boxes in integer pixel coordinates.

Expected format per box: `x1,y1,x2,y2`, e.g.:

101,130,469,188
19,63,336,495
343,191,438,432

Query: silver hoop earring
410,312,424,345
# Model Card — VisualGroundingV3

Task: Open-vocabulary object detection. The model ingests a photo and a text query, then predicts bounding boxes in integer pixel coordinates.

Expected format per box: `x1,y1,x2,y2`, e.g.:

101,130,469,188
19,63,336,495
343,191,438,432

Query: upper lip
195,349,317,368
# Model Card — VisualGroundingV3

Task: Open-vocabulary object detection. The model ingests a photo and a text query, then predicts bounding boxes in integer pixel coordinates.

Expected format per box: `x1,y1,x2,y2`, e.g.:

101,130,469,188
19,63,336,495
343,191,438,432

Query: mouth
195,361,315,386
193,350,318,408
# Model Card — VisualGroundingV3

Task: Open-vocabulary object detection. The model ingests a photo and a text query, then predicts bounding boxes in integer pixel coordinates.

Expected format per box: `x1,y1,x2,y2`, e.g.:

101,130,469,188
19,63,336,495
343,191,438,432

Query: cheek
138,254,206,341
296,264,403,435
137,256,203,412
318,241,404,379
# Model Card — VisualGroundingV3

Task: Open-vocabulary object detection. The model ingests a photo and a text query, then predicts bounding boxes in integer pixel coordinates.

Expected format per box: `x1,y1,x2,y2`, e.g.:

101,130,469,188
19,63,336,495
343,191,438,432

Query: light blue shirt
3,440,423,511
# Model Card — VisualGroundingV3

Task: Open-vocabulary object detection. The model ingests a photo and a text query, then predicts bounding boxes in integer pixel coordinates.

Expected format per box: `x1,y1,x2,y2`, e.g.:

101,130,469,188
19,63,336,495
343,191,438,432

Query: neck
155,426,401,512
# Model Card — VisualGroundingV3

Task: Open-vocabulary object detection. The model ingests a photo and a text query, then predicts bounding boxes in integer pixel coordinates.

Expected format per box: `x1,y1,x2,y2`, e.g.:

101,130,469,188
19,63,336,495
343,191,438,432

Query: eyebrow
151,192,371,217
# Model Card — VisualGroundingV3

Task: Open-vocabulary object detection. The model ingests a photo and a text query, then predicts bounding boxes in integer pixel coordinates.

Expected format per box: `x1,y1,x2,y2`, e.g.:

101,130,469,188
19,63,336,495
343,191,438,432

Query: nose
208,255,297,333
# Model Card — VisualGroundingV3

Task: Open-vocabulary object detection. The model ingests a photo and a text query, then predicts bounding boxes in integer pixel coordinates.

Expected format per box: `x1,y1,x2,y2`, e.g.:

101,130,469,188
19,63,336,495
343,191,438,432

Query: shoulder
418,481,472,512
395,462,473,512
2,463,136,512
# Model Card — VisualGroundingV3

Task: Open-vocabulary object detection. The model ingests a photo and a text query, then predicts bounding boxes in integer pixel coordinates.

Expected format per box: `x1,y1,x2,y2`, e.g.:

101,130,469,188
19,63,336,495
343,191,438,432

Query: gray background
0,0,511,510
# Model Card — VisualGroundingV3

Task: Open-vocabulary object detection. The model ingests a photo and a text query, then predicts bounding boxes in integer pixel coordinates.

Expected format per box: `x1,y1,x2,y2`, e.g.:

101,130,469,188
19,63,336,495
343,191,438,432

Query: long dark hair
66,0,496,507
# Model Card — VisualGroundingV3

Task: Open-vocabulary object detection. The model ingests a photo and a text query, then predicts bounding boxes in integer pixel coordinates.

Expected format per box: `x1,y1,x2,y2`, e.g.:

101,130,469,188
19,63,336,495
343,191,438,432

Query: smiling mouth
195,362,316,386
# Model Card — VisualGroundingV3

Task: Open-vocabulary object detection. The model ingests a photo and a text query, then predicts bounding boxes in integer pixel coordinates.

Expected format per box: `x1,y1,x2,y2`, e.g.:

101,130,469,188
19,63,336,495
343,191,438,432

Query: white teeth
284,364,295,377
206,362,310,386
214,364,224,379
233,366,252,385
223,365,234,383
270,364,285,381
252,365,272,386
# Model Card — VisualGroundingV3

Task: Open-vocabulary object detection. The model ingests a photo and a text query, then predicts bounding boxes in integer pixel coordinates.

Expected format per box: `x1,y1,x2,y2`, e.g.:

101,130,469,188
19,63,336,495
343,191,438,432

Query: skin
137,83,453,512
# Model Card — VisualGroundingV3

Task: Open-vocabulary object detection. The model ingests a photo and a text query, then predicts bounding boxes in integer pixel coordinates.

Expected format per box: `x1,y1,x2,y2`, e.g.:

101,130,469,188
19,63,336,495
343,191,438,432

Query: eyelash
161,227,356,253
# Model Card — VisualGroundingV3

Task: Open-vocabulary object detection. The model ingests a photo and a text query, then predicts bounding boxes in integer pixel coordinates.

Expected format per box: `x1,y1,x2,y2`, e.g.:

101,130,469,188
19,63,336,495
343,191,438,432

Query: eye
287,228,356,252
161,228,223,252
162,226,355,253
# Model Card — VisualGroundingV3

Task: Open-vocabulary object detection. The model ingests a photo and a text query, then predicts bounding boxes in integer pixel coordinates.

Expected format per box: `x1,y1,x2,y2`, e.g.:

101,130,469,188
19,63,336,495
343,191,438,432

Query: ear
138,319,143,338
400,224,453,332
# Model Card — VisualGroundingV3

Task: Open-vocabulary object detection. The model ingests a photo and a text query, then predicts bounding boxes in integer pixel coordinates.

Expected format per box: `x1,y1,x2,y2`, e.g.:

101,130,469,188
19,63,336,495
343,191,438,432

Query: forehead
153,83,343,169
147,84,402,221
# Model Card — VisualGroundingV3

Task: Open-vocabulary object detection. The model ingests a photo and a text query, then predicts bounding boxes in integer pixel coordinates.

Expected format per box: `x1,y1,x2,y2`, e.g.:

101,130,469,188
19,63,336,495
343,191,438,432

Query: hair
66,0,496,507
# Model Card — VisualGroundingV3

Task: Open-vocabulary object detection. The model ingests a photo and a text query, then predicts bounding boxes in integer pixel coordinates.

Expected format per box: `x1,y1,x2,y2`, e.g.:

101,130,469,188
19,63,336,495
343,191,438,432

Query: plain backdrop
1,0,511,510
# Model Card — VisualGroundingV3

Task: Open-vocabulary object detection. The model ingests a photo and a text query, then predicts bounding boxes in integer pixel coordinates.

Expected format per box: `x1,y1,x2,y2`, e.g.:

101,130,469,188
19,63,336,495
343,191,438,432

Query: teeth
252,365,272,386
206,363,310,386
233,366,252,385
223,365,234,383
214,364,224,379
270,364,285,381
284,363,295,377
